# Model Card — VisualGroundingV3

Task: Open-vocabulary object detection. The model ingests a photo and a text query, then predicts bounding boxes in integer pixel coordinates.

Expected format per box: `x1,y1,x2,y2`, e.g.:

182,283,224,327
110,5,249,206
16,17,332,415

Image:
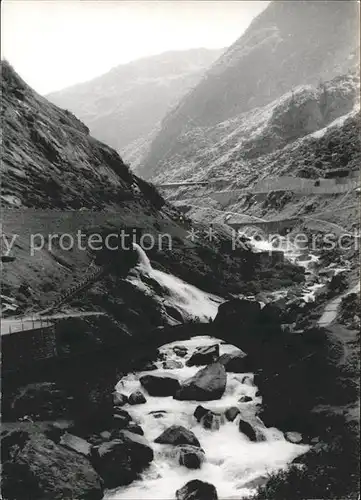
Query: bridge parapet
2,325,57,372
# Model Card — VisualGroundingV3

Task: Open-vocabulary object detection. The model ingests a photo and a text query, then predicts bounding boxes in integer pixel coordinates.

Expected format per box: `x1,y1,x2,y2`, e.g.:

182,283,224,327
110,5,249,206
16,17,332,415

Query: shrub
250,419,360,500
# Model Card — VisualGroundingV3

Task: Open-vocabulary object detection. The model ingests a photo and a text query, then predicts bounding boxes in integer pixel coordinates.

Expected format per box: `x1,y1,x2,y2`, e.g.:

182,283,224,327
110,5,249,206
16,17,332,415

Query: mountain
139,0,359,180
1,59,359,500
47,48,223,167
1,60,302,318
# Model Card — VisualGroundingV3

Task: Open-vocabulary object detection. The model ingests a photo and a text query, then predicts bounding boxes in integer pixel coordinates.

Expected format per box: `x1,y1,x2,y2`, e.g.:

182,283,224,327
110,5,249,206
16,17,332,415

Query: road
318,284,360,327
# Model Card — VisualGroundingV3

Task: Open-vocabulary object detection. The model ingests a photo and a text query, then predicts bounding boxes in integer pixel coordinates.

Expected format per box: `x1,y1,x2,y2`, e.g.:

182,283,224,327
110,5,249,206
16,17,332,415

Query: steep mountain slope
47,48,223,167
1,61,303,324
160,75,360,265
139,0,359,180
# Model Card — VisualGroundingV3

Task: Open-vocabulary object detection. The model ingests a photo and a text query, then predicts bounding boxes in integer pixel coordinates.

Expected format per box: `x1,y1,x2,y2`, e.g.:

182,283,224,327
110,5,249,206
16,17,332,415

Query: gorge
1,1,360,499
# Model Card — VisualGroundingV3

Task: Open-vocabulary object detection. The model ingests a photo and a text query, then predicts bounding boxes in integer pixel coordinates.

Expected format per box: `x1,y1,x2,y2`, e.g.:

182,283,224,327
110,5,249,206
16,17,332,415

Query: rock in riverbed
113,408,132,429
128,391,146,405
177,445,205,469
186,344,219,366
91,431,153,489
113,392,128,406
225,407,240,422
173,346,188,357
110,422,144,439
239,419,257,441
239,395,253,403
140,374,180,397
194,405,210,422
154,425,200,448
1,429,103,500
176,479,218,500
59,432,92,457
285,431,303,443
174,363,226,401
194,405,224,430
162,360,183,369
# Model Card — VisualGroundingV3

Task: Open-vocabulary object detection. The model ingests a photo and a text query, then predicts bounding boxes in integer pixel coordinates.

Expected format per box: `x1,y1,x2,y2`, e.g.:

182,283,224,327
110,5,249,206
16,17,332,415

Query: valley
1,1,360,499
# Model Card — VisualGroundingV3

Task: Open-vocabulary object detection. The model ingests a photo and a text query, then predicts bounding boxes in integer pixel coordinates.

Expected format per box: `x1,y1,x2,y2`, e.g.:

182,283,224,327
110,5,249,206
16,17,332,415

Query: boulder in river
91,432,153,488
59,432,92,457
154,425,200,448
201,410,225,430
100,430,111,440
177,445,205,469
113,408,132,420
194,405,210,422
125,422,144,436
140,374,180,397
186,344,220,366
1,429,103,500
285,431,303,444
113,414,131,429
113,392,128,407
120,430,154,463
149,410,167,419
174,363,227,401
194,405,224,430
128,391,147,405
176,479,218,500
239,419,257,441
225,407,240,422
91,439,134,488
239,395,253,403
110,422,144,439
173,346,188,357
113,408,132,429
162,360,183,369
218,352,250,373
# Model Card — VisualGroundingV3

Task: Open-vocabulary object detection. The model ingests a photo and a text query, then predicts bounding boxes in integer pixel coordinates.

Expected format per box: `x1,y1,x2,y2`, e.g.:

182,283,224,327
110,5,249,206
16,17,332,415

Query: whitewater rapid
244,231,326,302
106,337,309,500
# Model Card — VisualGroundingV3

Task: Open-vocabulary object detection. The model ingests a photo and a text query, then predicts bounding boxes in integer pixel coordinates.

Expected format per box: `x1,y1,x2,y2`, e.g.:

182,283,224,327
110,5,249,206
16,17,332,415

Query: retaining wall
2,325,57,372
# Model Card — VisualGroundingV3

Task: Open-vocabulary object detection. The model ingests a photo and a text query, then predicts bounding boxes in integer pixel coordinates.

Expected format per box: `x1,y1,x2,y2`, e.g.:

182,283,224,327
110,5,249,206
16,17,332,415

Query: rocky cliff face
1,60,137,210
139,0,359,180
47,48,223,167
164,72,360,236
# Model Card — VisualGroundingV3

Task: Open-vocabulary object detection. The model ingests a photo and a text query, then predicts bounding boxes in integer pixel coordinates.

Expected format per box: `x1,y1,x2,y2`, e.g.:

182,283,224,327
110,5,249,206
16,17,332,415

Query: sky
1,0,269,95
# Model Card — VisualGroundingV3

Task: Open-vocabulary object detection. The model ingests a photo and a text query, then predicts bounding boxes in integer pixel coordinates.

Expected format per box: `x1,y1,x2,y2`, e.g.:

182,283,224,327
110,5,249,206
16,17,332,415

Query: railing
40,264,108,315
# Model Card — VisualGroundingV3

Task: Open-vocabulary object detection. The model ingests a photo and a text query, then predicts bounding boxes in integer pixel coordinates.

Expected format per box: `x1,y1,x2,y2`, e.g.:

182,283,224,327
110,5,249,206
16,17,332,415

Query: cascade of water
132,242,153,272
128,243,223,321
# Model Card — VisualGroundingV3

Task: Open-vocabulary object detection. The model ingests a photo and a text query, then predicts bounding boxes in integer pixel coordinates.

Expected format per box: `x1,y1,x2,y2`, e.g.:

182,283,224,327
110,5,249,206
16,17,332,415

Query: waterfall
132,242,153,272
128,243,223,322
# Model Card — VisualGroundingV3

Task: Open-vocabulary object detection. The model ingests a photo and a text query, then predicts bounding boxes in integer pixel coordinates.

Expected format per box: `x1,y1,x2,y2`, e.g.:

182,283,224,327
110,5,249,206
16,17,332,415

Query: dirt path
318,284,360,327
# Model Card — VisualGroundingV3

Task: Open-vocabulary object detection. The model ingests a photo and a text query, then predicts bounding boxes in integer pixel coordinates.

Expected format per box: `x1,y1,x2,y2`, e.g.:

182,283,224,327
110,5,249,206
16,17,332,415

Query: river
106,336,309,499
104,242,312,499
